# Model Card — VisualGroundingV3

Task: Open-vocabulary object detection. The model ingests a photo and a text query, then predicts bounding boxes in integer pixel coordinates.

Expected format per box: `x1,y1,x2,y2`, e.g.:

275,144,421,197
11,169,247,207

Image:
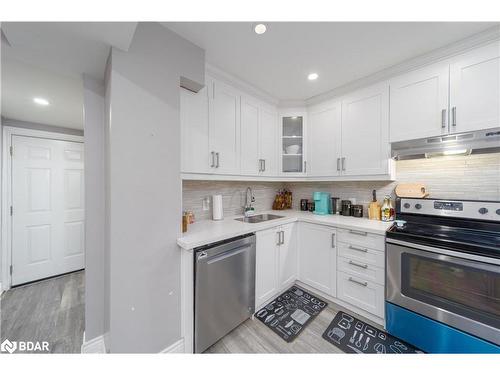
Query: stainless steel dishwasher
194,233,256,353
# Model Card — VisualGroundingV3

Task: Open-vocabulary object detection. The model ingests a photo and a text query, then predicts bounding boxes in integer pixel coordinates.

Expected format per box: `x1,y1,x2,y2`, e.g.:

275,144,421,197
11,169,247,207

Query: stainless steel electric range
385,197,500,353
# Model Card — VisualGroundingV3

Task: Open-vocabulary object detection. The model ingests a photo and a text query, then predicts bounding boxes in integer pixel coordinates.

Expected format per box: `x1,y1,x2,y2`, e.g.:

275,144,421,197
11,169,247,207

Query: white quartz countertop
177,210,394,250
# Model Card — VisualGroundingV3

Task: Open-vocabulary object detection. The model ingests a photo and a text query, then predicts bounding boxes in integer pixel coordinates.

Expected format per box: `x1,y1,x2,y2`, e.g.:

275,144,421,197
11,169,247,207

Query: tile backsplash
183,153,500,221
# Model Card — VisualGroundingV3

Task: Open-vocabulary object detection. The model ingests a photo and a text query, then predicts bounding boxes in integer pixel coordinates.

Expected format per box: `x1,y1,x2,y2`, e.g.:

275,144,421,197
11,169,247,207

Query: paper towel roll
212,194,224,221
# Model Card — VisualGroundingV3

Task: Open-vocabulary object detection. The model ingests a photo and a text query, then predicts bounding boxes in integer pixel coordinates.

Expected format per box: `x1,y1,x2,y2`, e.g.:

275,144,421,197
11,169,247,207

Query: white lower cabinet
255,223,297,309
337,271,384,318
298,222,337,297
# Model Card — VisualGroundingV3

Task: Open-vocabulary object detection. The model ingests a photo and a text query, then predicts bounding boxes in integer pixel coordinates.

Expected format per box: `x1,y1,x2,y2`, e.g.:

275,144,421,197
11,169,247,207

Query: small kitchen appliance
331,197,341,215
341,200,352,216
386,197,500,353
351,205,363,218
313,192,331,215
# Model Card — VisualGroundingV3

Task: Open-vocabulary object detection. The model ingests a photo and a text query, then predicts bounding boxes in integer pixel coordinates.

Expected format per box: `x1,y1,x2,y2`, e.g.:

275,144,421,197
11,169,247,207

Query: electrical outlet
202,197,210,211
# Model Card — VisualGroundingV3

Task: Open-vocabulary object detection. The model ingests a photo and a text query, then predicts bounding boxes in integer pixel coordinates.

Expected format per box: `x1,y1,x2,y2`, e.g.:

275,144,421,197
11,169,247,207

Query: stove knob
415,203,422,210
403,203,410,209
478,207,488,215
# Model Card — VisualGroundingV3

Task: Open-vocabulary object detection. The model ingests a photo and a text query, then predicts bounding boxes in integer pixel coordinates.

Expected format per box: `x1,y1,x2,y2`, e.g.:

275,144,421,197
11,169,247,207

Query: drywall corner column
107,23,204,353
82,74,106,341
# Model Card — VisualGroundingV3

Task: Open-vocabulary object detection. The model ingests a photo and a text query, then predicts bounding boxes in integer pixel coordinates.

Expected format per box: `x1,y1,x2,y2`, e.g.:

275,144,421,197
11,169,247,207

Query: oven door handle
386,238,500,266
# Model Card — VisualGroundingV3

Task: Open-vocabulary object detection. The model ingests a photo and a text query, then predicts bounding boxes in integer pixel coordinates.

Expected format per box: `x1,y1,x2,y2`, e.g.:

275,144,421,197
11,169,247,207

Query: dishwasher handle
203,245,251,264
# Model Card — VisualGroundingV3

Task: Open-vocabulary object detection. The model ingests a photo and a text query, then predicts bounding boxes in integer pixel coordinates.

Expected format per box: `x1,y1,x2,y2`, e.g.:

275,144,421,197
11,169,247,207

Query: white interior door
11,135,85,286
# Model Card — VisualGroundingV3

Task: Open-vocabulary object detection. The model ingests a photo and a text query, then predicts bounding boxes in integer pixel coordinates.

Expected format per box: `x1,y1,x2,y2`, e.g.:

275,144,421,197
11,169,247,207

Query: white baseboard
81,332,107,353
160,338,185,353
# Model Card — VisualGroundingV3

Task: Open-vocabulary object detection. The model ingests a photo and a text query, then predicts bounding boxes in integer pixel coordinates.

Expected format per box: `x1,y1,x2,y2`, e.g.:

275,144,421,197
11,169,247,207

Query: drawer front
337,228,385,250
337,241,385,268
337,271,384,318
337,256,384,285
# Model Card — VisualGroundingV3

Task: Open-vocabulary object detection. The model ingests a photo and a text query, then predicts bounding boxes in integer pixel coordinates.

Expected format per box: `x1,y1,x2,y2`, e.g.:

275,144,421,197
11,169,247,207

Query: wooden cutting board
395,183,429,198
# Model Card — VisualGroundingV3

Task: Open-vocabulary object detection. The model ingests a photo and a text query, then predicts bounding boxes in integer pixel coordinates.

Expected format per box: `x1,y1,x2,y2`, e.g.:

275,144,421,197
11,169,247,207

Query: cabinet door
298,223,336,296
180,87,210,173
390,64,450,142
278,223,297,289
255,227,280,308
280,114,306,175
341,83,390,176
209,79,240,175
240,98,260,176
259,108,278,176
308,103,342,177
450,42,500,133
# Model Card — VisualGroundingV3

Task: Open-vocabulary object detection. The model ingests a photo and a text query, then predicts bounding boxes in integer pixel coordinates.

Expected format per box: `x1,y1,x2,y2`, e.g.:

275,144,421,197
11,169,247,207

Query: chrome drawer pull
348,277,368,287
349,245,368,253
331,233,336,248
349,260,368,269
349,229,368,236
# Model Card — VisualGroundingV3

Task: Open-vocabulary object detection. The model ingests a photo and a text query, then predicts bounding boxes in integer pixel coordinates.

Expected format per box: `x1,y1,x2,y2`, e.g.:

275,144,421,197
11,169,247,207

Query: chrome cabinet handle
341,157,346,171
349,245,368,253
281,231,285,245
452,106,457,127
276,231,281,246
303,161,307,173
210,151,215,168
349,260,368,269
349,229,367,236
331,233,336,248
215,152,220,168
336,158,340,171
441,109,447,129
263,159,266,172
348,277,368,287
258,159,263,172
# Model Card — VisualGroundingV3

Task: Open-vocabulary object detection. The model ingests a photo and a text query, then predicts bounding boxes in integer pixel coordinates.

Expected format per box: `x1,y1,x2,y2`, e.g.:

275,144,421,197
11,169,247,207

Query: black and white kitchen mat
254,286,328,342
322,311,423,354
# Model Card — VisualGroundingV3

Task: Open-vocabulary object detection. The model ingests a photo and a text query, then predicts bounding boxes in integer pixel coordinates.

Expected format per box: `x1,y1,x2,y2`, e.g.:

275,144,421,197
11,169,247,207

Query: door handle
349,260,368,269
336,158,340,171
452,106,457,127
341,157,346,171
215,152,220,168
210,151,215,168
441,109,447,129
349,245,368,253
331,233,336,248
348,277,368,287
349,229,367,236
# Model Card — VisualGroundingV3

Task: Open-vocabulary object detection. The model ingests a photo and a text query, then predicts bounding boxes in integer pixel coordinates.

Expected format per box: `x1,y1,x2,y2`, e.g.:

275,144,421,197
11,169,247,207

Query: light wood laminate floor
0,271,85,353
205,297,382,354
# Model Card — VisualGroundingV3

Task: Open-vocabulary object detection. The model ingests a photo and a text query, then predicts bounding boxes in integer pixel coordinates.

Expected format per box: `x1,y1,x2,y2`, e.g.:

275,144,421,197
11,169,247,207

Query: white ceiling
165,22,498,101
1,22,137,129
2,57,84,129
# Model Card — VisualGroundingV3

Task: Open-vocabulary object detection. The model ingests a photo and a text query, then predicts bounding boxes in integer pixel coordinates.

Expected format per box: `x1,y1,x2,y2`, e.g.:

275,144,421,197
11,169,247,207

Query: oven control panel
399,198,500,221
434,201,463,211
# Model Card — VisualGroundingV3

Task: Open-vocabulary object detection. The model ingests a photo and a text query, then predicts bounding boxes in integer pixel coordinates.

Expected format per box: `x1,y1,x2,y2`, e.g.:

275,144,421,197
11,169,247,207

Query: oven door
386,239,500,345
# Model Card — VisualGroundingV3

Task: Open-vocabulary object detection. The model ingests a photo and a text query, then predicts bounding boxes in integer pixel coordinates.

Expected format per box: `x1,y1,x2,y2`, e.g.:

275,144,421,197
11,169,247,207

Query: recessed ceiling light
308,73,319,81
254,23,267,35
33,97,50,106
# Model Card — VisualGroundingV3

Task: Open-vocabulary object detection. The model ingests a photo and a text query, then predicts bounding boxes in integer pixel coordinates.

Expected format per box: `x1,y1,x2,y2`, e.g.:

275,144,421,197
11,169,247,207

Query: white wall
105,23,204,352
82,75,105,341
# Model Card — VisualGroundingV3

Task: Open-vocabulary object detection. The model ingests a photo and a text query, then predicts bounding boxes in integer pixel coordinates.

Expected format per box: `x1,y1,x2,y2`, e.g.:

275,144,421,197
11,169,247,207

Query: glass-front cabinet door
280,114,306,175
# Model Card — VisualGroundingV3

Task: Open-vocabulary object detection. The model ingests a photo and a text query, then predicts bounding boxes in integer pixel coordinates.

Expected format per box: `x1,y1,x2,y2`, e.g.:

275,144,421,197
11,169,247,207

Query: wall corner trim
81,333,107,353
160,338,185,353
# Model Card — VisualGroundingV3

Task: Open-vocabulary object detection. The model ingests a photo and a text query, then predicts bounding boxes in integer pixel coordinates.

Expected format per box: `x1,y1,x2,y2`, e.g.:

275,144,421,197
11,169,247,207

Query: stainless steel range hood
391,128,500,160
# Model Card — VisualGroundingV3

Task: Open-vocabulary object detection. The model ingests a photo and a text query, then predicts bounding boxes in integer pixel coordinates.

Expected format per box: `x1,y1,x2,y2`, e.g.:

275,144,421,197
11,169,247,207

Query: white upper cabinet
240,97,260,175
341,83,390,176
390,63,450,142
308,102,342,177
180,87,210,174
450,41,500,134
209,77,241,175
259,107,278,176
280,113,307,176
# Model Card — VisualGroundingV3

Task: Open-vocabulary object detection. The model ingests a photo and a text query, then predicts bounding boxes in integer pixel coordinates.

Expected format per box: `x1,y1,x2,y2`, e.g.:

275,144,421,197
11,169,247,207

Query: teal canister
313,192,331,215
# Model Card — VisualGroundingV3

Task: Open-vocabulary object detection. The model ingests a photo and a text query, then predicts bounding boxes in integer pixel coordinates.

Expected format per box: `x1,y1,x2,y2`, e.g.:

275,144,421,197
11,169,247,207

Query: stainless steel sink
235,214,284,223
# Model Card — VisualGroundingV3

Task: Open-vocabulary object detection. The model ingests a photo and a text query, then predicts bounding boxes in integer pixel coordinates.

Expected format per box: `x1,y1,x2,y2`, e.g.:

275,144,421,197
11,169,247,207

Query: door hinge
10,265,13,275
10,206,13,216
10,146,13,156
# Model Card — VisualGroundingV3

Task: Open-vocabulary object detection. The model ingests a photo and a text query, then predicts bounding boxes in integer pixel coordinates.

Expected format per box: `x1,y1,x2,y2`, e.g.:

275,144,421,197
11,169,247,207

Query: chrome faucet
244,187,256,216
